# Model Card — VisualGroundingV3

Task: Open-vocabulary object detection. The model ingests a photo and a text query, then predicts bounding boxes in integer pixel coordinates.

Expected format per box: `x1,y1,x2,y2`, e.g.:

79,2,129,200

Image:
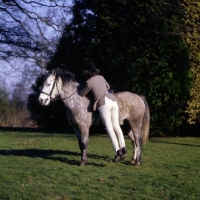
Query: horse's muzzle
39,96,50,106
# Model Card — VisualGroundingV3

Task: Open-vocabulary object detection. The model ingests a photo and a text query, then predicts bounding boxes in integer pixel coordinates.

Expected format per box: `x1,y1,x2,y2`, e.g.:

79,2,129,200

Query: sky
0,0,73,95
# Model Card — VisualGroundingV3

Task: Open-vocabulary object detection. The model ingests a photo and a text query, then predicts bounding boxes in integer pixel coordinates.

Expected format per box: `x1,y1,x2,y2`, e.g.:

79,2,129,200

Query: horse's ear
52,69,57,77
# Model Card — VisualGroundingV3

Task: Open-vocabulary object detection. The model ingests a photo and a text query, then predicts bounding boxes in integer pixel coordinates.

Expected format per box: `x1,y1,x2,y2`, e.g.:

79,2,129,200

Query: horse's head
39,68,79,105
38,69,59,106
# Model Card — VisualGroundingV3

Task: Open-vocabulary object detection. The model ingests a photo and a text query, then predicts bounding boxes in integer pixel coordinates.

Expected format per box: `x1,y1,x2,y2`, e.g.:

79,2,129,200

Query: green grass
0,130,199,200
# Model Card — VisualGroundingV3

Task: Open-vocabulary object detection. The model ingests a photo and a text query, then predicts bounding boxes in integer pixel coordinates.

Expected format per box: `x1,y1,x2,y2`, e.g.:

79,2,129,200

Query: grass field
0,130,199,200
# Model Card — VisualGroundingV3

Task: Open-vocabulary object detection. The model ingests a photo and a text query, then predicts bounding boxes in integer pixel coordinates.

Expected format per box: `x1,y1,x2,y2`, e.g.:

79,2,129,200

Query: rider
79,62,127,162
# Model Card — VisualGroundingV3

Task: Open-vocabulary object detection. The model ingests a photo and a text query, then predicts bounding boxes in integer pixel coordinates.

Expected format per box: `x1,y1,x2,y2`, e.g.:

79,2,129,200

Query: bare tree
0,0,72,77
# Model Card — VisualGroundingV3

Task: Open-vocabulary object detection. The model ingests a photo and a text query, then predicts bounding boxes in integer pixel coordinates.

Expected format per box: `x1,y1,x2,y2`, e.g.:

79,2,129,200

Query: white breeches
98,97,126,153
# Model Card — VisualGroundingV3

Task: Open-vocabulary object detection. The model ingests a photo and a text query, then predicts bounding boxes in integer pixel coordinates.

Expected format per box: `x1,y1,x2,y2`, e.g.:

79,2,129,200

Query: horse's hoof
130,159,136,165
134,162,142,166
79,160,88,166
130,159,142,166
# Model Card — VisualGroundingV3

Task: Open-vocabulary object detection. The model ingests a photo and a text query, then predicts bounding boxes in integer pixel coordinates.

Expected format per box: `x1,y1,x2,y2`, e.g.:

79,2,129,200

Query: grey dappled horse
38,68,150,166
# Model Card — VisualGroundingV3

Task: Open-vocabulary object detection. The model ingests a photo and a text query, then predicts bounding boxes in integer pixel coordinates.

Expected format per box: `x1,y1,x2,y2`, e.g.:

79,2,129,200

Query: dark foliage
28,0,192,135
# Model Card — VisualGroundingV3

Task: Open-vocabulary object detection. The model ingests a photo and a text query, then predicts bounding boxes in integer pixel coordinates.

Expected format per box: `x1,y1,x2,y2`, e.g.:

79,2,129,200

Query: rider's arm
105,80,110,90
79,82,91,97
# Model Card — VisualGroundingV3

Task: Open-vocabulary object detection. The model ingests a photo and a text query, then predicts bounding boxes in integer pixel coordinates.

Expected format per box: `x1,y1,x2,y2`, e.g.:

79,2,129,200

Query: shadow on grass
0,127,70,133
0,126,107,135
0,149,109,167
149,139,200,147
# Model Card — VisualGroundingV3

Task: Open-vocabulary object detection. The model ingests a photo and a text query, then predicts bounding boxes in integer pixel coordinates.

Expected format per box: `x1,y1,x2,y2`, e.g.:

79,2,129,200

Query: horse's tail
140,96,150,144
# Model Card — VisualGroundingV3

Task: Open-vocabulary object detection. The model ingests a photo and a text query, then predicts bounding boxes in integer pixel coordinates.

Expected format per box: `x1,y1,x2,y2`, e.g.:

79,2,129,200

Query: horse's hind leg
134,129,142,166
73,126,89,166
129,126,142,166
127,131,137,164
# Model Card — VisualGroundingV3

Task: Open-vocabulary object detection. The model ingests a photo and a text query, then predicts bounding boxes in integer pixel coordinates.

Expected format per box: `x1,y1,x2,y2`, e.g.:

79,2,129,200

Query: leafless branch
0,0,72,79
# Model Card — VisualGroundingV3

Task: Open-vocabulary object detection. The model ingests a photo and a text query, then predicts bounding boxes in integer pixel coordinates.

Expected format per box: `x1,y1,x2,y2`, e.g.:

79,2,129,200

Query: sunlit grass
0,130,199,200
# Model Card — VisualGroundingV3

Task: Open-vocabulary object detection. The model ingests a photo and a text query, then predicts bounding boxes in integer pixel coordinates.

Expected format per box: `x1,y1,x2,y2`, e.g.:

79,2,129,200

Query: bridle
40,79,77,101
40,80,56,100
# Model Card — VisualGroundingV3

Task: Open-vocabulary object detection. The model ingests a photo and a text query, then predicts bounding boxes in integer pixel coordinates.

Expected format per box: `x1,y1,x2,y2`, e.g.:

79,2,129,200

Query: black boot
113,149,123,163
120,147,127,160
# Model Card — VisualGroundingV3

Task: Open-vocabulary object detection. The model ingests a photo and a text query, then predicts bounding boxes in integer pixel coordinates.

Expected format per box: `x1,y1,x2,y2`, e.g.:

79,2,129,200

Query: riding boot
113,149,123,163
120,147,127,160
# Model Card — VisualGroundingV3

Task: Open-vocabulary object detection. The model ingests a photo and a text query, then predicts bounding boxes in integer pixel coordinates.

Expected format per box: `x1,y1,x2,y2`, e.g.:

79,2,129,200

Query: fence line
0,117,38,128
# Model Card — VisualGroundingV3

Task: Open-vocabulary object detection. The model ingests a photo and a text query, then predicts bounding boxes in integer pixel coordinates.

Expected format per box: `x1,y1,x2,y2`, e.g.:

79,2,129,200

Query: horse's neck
60,81,78,98
59,81,87,108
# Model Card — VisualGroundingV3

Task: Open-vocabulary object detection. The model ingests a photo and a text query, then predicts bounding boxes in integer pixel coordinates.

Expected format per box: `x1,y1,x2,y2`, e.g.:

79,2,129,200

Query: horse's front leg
73,126,89,166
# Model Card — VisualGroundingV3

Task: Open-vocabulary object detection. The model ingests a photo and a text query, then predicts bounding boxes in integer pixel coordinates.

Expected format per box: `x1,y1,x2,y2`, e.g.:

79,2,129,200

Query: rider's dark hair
83,62,100,79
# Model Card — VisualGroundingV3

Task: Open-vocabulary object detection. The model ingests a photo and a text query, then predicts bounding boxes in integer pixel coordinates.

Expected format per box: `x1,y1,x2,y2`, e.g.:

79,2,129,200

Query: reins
40,80,77,102
51,91,77,102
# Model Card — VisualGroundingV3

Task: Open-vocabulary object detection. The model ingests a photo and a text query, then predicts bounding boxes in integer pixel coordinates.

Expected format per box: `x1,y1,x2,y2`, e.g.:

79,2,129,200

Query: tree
43,0,191,135
180,0,200,124
11,83,26,108
0,79,31,119
0,0,72,75
0,87,9,116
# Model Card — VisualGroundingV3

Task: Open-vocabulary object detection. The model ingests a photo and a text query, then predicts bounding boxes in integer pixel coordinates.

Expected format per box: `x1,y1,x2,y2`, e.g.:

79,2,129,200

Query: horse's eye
47,83,51,86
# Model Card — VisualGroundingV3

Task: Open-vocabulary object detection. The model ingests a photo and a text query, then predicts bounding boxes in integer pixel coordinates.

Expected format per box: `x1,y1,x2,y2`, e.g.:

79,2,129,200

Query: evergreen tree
29,0,192,135
181,0,200,124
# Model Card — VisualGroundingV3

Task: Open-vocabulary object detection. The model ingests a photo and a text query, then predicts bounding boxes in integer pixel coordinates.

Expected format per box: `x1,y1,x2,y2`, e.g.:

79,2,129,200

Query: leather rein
40,80,77,101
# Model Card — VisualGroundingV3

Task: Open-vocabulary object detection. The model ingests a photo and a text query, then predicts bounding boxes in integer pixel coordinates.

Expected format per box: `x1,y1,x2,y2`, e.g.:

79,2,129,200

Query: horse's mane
53,68,79,85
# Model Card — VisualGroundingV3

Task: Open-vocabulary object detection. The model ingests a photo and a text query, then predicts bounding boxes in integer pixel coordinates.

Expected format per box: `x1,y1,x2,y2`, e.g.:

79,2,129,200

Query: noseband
40,79,77,101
